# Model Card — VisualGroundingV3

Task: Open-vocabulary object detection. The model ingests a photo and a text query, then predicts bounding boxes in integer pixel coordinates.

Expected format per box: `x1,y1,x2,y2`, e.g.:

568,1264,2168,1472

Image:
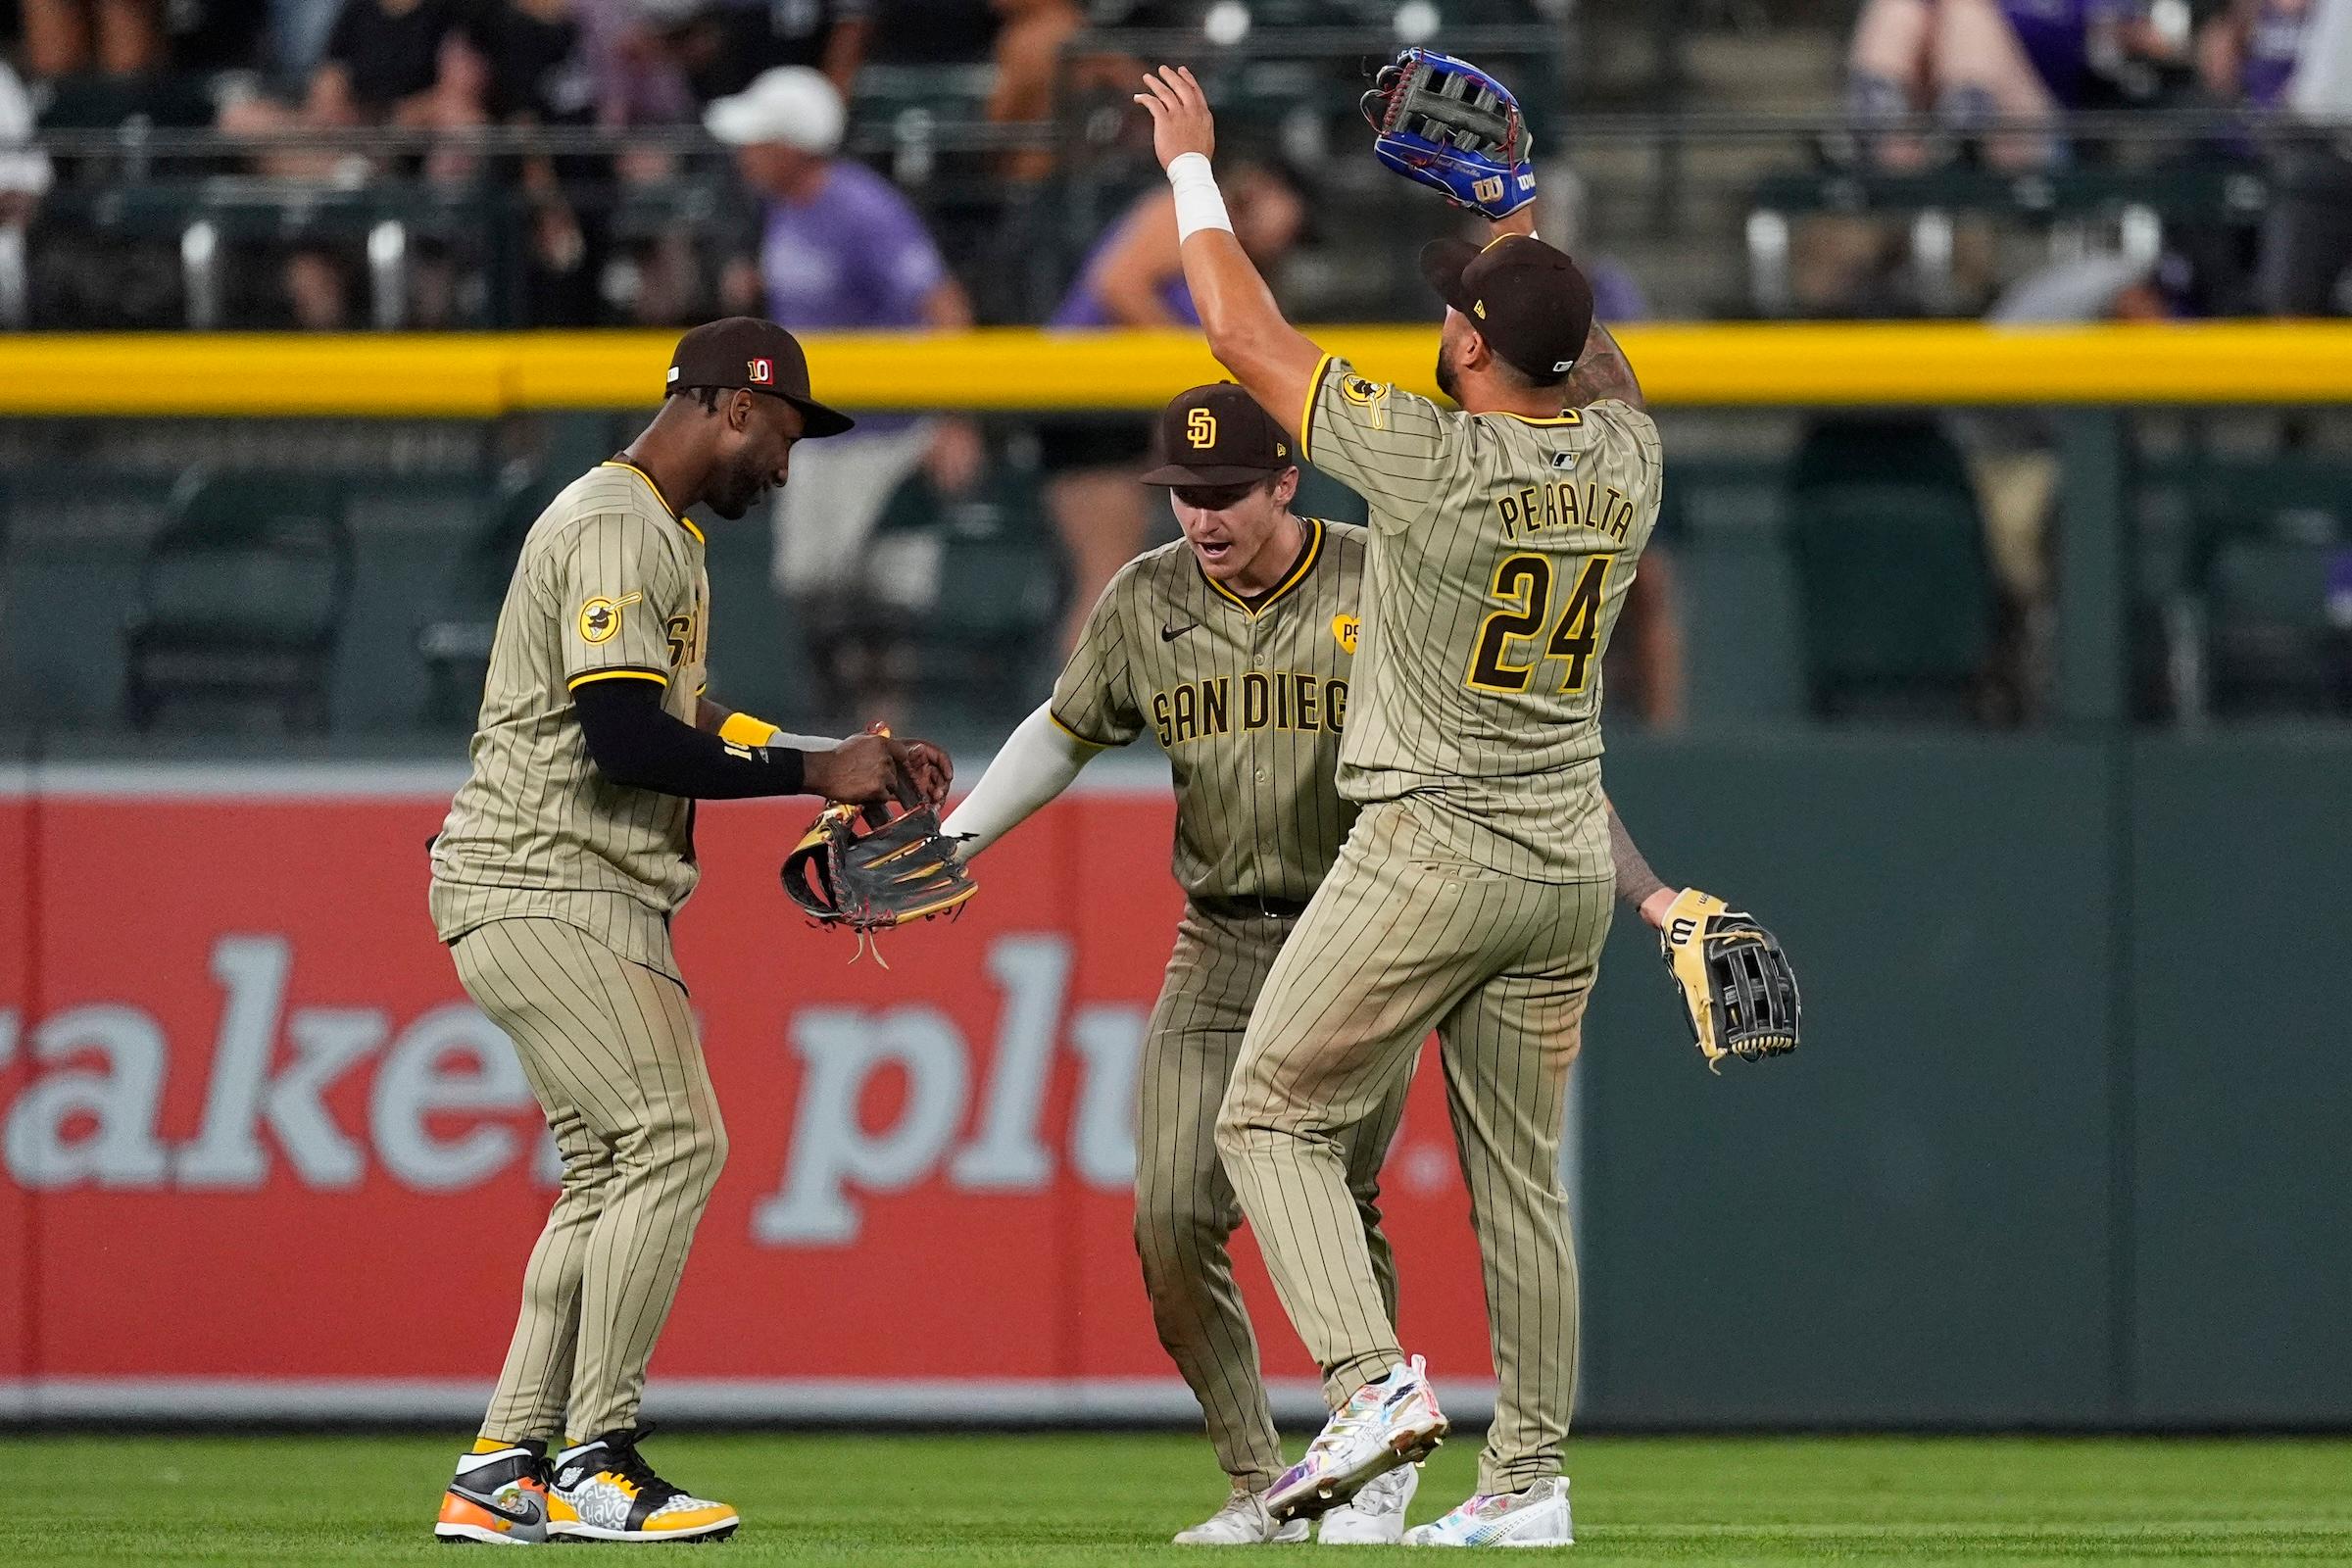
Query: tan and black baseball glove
1659,889,1800,1071
781,791,976,960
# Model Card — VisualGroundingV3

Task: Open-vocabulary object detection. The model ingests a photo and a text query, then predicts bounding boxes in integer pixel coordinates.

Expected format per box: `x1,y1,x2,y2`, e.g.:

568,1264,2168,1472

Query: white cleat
1402,1476,1574,1547
1173,1487,1311,1544
1264,1355,1448,1523
1318,1461,1419,1544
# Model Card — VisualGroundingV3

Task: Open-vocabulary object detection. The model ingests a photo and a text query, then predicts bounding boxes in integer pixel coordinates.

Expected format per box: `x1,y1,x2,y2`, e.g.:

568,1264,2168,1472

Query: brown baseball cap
666,317,855,437
1140,382,1298,486
1420,234,1595,385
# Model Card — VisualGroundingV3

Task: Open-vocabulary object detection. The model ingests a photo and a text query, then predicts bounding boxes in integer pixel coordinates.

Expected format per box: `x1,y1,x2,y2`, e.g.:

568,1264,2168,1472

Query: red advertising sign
0,769,1520,1421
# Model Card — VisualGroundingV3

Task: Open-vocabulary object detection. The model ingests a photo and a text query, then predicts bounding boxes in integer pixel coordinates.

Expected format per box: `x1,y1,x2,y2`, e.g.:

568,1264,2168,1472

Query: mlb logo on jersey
748,357,775,385
1551,451,1579,471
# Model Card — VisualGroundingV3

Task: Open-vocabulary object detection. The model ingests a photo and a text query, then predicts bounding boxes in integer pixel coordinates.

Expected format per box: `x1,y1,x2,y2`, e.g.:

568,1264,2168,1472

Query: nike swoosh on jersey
1162,621,1199,642
450,1487,545,1527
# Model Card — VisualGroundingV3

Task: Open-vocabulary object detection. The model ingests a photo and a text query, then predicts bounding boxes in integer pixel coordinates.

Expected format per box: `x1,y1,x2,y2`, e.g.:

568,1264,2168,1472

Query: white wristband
1167,152,1232,243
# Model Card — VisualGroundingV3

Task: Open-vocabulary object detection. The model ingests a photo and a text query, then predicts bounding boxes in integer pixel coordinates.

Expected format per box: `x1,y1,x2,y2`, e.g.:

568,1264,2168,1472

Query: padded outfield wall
0,325,2346,1427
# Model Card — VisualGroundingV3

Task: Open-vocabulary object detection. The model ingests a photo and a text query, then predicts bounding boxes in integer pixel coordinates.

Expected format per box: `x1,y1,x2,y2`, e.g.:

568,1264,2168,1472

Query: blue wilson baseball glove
1362,48,1536,220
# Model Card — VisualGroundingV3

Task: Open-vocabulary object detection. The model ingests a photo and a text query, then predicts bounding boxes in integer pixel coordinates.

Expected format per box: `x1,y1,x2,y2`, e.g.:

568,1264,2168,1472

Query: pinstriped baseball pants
1215,799,1612,1495
1138,905,1413,1490
450,916,728,1444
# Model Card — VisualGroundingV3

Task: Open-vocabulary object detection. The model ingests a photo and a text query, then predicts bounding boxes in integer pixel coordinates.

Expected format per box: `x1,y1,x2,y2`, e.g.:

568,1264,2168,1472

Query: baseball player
1133,61,1726,1545
944,382,1423,1544
425,318,953,1545
944,381,1696,1546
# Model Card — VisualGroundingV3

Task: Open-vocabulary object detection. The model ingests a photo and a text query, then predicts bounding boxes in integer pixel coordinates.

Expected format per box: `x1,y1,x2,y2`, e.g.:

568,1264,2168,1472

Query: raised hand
1134,64,1215,170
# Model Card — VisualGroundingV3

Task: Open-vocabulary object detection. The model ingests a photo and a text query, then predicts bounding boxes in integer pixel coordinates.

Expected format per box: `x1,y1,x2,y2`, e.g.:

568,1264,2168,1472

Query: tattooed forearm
1607,794,1669,909
1565,318,1643,412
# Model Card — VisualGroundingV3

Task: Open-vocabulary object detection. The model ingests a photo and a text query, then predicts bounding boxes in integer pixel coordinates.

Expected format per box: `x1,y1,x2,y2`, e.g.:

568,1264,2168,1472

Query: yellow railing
1,321,2348,416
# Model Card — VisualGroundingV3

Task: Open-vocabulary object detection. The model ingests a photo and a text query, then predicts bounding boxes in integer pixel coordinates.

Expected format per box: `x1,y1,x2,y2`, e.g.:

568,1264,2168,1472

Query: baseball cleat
434,1441,550,1546
547,1425,739,1544
1264,1355,1448,1523
1401,1476,1574,1547
1172,1486,1311,1544
1318,1460,1419,1544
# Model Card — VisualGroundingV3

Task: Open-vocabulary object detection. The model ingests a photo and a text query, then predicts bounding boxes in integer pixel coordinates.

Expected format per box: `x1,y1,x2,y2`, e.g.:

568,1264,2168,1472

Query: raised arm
1134,66,1325,439
1565,318,1643,412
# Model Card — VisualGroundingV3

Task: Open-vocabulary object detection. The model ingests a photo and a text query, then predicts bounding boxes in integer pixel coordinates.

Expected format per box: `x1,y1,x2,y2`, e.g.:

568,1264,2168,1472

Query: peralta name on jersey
1494,475,1640,544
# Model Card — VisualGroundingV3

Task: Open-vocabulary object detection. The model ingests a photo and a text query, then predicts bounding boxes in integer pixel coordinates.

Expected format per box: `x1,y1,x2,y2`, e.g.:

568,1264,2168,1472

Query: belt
1194,893,1311,922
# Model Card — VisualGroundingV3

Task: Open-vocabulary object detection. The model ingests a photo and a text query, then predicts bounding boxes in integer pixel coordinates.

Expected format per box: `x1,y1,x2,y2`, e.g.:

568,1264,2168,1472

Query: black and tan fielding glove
782,791,977,960
1659,889,1800,1071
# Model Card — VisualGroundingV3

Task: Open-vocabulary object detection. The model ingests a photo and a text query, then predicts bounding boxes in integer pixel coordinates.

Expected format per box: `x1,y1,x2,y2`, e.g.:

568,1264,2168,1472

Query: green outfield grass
4,1431,2349,1564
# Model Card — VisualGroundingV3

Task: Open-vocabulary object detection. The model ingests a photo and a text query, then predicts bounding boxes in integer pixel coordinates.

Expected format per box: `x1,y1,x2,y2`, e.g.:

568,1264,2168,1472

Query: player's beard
1434,337,1463,406
707,463,765,520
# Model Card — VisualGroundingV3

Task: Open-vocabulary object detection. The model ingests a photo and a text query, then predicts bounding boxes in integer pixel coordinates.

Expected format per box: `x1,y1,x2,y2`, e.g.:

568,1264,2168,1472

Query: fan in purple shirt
710,66,984,721
1037,166,1302,653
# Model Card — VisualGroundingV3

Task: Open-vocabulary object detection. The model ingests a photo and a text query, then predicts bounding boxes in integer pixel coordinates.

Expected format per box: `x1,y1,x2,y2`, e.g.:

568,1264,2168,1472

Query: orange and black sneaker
434,1439,550,1546
548,1425,740,1544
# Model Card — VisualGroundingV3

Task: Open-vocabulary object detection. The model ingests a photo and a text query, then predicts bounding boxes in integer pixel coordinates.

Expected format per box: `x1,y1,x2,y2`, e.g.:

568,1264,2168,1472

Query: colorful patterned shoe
1264,1355,1448,1523
1171,1486,1311,1544
548,1425,739,1544
1402,1476,1574,1547
433,1441,549,1546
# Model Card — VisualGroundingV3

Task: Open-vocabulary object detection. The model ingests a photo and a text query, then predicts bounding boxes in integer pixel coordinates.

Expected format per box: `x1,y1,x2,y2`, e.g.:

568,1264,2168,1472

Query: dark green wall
1575,730,2348,1429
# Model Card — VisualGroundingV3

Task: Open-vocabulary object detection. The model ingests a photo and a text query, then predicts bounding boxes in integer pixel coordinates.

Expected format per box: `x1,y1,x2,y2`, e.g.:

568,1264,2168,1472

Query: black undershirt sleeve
1606,795,1669,909
574,678,809,799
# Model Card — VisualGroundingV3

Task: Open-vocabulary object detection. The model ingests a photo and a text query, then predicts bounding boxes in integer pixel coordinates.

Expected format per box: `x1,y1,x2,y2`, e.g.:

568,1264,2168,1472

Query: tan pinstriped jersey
1052,517,1365,904
429,460,711,973
1298,356,1661,883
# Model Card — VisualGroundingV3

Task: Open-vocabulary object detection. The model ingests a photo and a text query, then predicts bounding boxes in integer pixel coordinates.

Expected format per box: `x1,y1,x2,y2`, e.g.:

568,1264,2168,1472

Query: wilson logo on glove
1659,889,1801,1071
1362,48,1538,220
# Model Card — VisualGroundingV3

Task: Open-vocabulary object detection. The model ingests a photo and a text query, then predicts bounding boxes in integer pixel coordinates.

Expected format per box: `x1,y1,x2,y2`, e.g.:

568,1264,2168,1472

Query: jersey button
1255,768,1269,784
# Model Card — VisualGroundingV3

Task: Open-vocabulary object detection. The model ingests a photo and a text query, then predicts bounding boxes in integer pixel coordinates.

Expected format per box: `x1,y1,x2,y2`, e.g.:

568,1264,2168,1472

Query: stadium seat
878,461,1060,737
2189,458,2352,717
415,466,563,729
123,469,353,733
1783,416,1998,720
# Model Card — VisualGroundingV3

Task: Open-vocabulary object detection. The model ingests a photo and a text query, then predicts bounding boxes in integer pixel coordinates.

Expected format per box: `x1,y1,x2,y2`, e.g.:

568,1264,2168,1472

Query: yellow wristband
717,711,782,748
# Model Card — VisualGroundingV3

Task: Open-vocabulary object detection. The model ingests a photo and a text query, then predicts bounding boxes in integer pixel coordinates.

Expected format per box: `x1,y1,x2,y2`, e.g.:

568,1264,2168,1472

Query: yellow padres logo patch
1341,375,1388,406
1186,407,1217,449
578,591,640,644
1333,613,1359,655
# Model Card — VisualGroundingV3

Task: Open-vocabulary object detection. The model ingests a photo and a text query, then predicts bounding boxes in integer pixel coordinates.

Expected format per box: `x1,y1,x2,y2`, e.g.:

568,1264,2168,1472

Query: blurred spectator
659,0,871,104
1041,165,1302,654
987,0,1136,182
0,59,53,326
271,0,345,78
168,0,273,72
0,60,53,220
2196,0,2312,116
2258,0,2352,313
707,66,983,717
219,0,481,165
466,0,610,324
580,0,697,129
1845,0,2176,169
20,0,165,77
216,0,489,326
